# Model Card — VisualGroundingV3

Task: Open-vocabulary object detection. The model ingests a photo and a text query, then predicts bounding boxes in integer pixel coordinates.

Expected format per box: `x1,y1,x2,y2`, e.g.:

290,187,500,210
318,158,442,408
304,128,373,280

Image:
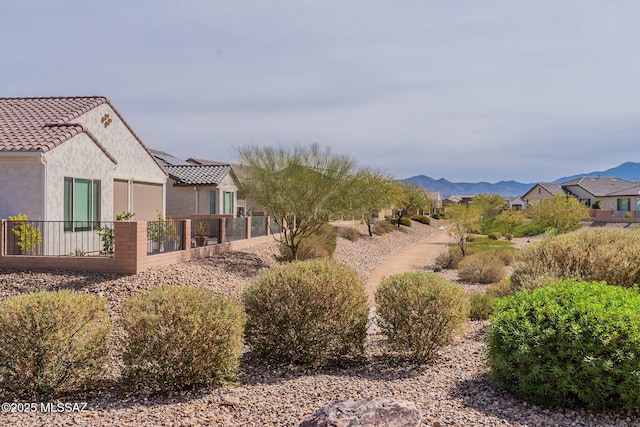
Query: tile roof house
522,176,640,213
150,150,239,216
0,96,166,223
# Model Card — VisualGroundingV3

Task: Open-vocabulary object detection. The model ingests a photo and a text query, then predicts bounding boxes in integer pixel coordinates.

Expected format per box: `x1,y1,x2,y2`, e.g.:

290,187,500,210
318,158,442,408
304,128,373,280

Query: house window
224,191,233,215
617,198,631,211
64,177,101,231
579,198,591,207
209,191,216,214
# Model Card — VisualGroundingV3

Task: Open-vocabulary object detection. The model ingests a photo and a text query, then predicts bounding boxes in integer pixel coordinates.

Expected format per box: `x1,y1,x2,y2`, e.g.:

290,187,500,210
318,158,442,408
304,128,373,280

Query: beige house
0,96,166,223
151,150,239,217
522,177,640,215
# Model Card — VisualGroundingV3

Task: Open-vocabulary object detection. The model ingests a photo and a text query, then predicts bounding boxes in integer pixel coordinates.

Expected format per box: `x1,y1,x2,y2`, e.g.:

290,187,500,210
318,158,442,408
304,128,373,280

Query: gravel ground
1,220,639,426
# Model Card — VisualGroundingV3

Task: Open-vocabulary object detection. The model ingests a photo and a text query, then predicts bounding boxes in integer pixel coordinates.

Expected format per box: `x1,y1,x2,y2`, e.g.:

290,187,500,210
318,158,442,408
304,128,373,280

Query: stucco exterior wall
0,154,44,219
73,104,166,184
43,133,115,222
166,181,198,216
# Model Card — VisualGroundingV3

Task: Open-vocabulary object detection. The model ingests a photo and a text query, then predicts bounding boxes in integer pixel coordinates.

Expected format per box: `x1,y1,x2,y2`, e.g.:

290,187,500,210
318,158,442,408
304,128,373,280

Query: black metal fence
250,216,267,238
5,220,115,257
225,217,247,242
269,217,283,234
191,218,221,247
147,219,185,255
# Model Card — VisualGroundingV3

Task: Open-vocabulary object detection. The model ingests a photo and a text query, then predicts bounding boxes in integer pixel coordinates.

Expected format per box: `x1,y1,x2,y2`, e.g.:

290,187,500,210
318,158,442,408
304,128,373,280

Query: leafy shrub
487,232,501,240
468,279,513,320
243,259,368,367
511,228,640,291
375,271,469,362
487,280,640,409
372,220,395,235
391,217,412,227
339,226,360,242
434,246,466,269
410,214,430,225
458,252,507,284
0,290,111,398
512,221,546,237
122,286,245,393
280,222,337,261
468,291,497,321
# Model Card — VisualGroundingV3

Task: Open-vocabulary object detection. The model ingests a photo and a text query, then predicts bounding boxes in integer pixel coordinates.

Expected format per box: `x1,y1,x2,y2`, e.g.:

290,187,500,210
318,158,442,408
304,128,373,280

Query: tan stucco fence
0,217,275,274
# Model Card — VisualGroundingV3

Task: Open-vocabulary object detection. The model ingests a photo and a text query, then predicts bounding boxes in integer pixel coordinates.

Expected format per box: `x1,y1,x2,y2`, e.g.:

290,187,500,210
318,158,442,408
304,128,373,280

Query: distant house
508,196,527,210
151,150,239,217
521,183,564,207
522,176,640,213
443,194,475,206
186,157,265,216
0,96,167,222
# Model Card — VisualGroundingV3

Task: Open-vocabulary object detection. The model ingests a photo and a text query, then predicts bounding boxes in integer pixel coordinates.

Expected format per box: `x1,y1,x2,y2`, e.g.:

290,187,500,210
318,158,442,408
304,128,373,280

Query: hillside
403,161,640,198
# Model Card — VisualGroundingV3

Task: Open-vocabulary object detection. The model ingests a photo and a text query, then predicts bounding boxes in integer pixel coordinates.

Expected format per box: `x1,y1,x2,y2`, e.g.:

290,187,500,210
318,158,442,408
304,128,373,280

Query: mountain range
403,161,640,198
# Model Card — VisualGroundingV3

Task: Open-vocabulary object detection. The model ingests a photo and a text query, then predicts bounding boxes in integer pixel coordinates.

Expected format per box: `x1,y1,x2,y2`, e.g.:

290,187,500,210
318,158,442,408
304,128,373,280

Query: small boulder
299,397,421,427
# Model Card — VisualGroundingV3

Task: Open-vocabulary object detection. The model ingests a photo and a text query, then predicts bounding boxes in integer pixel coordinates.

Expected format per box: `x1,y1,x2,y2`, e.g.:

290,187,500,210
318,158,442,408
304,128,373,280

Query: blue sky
3,1,640,183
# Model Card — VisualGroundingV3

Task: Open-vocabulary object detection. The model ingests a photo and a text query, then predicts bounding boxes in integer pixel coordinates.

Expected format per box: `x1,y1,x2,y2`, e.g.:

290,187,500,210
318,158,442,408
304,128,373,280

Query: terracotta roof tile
0,96,108,152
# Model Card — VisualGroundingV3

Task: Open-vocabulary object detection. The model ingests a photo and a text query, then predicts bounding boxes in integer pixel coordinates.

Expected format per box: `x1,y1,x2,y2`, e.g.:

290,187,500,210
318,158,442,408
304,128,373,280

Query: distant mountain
403,162,640,198
402,176,534,198
553,162,640,183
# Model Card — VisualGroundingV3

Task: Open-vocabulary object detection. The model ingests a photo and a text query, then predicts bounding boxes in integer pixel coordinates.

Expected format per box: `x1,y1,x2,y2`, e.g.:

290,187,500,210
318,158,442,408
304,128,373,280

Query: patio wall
0,217,274,274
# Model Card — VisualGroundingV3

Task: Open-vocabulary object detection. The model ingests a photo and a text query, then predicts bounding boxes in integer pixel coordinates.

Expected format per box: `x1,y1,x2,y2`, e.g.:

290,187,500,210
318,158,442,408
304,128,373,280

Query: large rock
299,397,421,427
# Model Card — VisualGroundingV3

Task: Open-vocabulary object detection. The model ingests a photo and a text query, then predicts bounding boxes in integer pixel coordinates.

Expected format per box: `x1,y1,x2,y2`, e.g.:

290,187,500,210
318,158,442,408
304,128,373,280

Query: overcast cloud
2,0,640,182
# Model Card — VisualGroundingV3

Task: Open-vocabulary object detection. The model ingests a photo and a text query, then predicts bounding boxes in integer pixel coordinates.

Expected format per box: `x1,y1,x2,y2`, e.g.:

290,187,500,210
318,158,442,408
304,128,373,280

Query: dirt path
364,227,453,307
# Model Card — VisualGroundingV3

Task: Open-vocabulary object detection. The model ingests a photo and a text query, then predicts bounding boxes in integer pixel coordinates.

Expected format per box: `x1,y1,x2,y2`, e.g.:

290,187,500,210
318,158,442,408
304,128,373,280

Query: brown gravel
1,220,639,426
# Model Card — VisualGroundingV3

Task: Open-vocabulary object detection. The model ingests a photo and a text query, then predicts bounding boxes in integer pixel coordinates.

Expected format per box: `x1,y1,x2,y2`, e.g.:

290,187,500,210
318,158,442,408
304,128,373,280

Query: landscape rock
299,397,421,427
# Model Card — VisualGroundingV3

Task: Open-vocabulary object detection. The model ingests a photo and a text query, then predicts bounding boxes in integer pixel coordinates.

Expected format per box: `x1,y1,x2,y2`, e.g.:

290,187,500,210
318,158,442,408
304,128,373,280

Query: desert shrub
372,220,395,235
468,279,513,321
513,221,546,237
279,222,337,261
375,271,469,363
391,216,412,227
243,259,368,367
487,280,640,409
487,231,501,240
468,291,497,321
505,233,514,241
339,226,360,242
434,246,466,270
410,214,430,225
0,290,111,398
511,228,640,291
122,286,245,393
458,252,507,284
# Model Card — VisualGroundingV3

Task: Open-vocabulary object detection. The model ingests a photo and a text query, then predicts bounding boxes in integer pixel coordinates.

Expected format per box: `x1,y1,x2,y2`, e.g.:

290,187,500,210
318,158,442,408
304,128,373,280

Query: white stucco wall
73,104,166,184
43,133,115,222
0,154,44,220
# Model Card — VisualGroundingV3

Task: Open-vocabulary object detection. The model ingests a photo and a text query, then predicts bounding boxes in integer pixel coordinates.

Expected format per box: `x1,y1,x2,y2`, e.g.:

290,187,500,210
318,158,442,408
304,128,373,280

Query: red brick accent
0,219,274,275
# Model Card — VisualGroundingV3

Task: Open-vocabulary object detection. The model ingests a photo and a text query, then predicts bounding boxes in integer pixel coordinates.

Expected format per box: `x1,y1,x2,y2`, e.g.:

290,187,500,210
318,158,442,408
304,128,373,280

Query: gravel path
1,220,638,426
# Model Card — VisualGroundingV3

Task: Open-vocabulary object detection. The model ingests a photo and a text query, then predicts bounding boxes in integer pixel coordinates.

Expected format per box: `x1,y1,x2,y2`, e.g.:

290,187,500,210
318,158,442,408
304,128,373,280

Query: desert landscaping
1,220,639,426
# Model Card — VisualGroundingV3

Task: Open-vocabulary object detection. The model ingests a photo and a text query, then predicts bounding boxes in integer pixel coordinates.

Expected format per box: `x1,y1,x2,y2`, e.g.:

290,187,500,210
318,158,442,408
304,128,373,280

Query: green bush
487,280,640,409
0,290,111,398
339,226,360,242
122,286,245,393
372,220,395,235
468,291,497,321
487,231,501,240
375,271,469,363
511,228,640,291
512,221,546,237
243,259,368,367
391,216,412,227
410,214,430,225
457,252,507,284
280,222,337,261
